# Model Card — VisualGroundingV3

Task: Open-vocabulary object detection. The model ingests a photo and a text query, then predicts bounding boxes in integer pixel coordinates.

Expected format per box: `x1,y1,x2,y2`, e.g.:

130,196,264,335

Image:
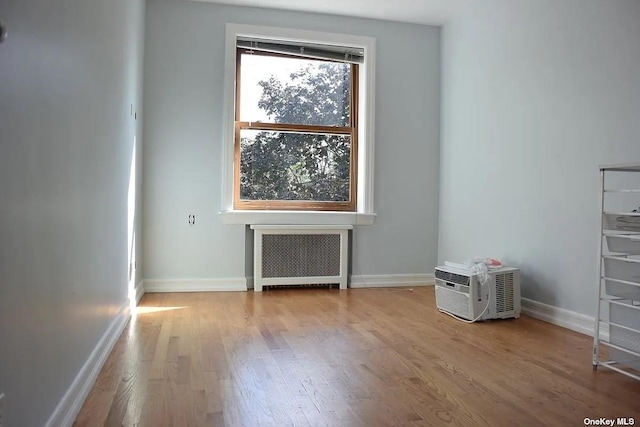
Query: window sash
237,122,352,135
235,49,353,127
234,126,358,211
234,50,359,211
237,37,364,64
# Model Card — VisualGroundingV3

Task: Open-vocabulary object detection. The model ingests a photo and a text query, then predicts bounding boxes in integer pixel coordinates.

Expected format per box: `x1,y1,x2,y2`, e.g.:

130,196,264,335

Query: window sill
220,210,376,226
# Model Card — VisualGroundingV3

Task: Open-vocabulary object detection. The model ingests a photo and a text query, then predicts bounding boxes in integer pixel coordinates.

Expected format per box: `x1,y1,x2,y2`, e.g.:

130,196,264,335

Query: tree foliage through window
239,59,354,204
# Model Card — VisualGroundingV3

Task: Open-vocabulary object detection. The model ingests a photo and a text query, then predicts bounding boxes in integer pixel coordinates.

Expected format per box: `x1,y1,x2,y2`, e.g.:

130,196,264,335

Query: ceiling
190,0,475,26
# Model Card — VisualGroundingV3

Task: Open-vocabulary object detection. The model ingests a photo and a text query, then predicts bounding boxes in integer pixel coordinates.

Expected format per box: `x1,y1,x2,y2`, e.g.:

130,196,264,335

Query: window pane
240,130,351,202
239,53,351,127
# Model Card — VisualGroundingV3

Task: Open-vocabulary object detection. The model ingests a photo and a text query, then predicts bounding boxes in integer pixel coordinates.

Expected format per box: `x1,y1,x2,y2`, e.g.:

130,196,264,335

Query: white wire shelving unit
593,163,640,381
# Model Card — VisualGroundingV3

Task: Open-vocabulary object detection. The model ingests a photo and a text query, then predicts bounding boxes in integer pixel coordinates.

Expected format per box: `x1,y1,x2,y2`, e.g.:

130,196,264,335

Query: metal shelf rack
593,163,640,380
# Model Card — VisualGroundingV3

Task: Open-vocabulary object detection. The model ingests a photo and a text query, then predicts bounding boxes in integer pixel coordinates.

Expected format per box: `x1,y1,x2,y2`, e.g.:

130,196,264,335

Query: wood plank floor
74,287,640,426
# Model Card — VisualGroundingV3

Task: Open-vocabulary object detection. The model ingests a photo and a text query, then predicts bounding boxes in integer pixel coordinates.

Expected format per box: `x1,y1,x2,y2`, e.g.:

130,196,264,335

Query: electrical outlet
0,392,5,427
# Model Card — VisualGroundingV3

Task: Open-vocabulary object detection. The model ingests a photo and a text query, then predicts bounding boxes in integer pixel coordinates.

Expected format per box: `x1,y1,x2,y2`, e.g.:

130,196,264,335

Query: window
222,25,376,224
235,41,361,211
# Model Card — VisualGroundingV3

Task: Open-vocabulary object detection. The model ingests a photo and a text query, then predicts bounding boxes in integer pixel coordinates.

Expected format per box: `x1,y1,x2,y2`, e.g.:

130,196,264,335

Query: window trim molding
220,210,376,226
221,23,376,223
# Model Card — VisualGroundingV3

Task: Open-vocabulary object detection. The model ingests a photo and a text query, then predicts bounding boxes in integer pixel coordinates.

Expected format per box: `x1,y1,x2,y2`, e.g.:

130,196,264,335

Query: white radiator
250,225,352,292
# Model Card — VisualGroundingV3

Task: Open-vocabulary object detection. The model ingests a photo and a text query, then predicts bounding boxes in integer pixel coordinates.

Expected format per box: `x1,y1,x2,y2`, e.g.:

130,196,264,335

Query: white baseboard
134,280,145,304
144,277,248,292
45,301,130,427
349,273,434,288
521,298,606,338
142,275,433,292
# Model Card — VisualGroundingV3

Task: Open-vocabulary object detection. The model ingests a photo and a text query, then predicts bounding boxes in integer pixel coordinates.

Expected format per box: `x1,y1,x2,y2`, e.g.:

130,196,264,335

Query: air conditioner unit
434,265,521,321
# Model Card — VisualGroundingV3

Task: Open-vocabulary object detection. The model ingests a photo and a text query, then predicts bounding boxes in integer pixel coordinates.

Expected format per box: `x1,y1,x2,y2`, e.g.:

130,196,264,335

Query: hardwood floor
74,287,640,426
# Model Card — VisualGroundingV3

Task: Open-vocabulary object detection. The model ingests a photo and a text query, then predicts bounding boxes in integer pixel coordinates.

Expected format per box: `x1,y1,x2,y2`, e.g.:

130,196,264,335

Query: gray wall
143,0,441,282
440,0,640,314
0,0,145,425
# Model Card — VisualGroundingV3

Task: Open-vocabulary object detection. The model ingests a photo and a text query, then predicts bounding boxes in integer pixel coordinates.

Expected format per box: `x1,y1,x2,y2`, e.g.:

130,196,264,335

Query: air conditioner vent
495,272,515,313
435,269,470,286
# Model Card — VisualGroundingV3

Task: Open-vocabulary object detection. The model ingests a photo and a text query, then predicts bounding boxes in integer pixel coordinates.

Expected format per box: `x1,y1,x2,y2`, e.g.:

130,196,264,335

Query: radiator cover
251,225,351,292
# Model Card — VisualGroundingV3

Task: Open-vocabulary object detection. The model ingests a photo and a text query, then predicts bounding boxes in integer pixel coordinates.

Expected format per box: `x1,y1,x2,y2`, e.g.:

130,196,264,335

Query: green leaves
240,61,353,202
240,131,350,201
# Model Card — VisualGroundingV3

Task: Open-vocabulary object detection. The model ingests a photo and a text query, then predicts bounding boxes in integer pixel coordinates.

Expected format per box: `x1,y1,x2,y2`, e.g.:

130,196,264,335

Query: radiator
250,225,352,292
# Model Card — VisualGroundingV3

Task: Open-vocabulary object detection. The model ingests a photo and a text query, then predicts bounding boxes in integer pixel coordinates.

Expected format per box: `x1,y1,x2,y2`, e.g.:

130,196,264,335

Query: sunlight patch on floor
134,306,188,314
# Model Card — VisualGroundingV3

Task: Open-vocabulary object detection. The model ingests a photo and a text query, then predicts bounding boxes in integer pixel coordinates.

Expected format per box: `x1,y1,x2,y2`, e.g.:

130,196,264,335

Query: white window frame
220,23,376,226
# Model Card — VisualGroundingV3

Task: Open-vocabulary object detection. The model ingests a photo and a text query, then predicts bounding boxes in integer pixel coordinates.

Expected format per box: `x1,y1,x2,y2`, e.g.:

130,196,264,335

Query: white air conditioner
434,265,521,321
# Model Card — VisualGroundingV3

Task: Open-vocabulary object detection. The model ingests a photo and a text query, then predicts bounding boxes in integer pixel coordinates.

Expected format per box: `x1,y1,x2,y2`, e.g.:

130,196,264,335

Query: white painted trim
349,274,434,288
134,280,145,305
250,224,352,231
521,298,608,339
359,35,376,215
221,23,376,215
221,210,376,225
45,302,130,427
144,278,248,292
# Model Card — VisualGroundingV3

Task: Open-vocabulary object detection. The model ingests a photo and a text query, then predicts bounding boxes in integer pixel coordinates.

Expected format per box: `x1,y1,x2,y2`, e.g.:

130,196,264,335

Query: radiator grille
495,272,515,313
261,234,341,278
